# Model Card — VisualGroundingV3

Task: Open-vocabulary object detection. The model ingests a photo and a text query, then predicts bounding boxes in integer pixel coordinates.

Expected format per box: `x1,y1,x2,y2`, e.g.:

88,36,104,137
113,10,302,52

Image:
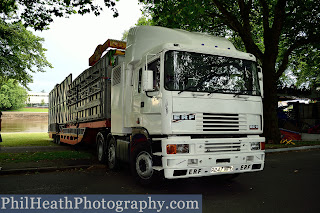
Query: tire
107,137,118,170
131,145,156,185
97,133,107,163
56,135,61,145
53,135,57,144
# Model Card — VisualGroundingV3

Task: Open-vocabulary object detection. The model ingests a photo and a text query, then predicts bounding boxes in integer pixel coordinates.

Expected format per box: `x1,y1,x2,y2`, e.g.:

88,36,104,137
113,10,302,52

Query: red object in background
280,128,302,141
308,124,320,134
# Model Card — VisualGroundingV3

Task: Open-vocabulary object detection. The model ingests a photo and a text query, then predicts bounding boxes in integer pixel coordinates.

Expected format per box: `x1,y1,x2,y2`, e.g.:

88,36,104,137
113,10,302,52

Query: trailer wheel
56,135,60,145
107,137,118,170
97,133,107,163
54,135,60,145
131,145,156,185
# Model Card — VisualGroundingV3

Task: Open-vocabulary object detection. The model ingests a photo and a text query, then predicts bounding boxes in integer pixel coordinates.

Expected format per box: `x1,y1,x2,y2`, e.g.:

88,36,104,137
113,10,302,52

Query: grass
0,133,54,147
0,151,93,163
266,141,320,149
0,133,94,164
6,107,48,113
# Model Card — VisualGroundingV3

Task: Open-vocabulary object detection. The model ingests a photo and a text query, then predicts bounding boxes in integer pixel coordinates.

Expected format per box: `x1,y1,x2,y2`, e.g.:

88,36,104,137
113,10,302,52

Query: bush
0,79,27,110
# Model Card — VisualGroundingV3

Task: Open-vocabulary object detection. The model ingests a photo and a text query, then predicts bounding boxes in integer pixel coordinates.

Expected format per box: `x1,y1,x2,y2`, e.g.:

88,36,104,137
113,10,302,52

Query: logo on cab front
173,114,195,122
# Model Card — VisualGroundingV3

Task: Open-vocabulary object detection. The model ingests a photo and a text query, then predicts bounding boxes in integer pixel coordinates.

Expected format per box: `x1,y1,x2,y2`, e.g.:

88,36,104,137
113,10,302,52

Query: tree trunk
262,59,281,144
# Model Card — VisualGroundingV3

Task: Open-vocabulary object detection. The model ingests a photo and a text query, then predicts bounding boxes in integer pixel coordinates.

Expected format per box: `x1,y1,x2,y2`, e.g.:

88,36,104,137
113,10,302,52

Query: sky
29,0,143,93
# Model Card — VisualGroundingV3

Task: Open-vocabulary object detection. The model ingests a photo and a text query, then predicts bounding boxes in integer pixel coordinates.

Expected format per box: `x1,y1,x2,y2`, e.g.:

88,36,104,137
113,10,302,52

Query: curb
0,164,95,175
265,145,320,153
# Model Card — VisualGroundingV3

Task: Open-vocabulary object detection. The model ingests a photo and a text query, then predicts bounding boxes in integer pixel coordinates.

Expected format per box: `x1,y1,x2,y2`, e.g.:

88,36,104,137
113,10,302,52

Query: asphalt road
0,150,319,213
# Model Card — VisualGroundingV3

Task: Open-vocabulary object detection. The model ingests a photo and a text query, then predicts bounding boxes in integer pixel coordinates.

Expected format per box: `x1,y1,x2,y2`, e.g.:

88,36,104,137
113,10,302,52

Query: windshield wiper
178,86,197,94
207,89,226,95
233,90,254,97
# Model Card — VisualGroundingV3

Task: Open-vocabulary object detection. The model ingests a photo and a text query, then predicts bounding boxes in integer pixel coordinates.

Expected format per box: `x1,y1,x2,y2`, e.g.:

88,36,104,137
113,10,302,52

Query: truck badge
173,114,196,122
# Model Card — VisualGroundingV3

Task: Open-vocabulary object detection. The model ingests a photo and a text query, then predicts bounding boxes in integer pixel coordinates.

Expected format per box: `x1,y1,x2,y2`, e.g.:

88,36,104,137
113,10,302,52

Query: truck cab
110,26,265,181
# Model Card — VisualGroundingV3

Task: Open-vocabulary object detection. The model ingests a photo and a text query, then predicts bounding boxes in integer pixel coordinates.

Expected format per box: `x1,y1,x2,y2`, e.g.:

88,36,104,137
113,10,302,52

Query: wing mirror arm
258,66,264,98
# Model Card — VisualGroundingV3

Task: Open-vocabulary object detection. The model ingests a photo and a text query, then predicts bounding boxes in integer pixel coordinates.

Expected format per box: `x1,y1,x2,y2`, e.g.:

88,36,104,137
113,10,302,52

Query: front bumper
157,136,265,179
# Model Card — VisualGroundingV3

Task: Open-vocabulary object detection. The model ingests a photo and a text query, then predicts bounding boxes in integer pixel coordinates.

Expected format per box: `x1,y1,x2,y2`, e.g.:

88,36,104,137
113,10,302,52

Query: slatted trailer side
48,50,125,145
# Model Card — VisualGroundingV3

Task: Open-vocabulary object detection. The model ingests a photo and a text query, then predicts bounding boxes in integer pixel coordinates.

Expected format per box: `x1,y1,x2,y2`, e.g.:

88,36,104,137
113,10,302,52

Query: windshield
164,51,261,96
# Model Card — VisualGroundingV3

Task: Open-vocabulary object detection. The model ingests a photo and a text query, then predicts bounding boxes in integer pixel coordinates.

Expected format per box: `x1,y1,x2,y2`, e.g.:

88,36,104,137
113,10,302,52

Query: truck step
152,166,163,171
153,152,162,156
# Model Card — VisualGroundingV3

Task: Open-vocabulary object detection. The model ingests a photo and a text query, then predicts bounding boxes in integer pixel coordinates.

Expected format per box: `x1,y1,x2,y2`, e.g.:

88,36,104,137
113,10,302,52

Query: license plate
211,166,234,173
240,164,251,170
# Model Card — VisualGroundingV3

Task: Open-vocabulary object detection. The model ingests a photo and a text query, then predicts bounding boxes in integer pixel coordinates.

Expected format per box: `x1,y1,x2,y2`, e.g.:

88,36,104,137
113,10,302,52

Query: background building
26,92,49,107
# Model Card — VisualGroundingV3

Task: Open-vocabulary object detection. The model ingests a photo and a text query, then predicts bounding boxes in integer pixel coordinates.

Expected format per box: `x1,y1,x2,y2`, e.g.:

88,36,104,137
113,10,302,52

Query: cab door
132,67,143,125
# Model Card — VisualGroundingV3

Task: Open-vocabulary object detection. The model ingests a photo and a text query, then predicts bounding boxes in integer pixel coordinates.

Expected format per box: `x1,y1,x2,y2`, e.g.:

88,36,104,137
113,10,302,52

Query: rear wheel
56,135,60,145
97,133,106,163
107,137,118,170
53,135,60,145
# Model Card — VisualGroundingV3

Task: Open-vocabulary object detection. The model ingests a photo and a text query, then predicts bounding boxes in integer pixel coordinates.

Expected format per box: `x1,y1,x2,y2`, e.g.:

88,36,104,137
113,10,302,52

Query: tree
0,20,52,88
1,0,120,87
141,0,320,143
0,79,28,110
1,0,119,31
121,16,153,41
290,47,320,88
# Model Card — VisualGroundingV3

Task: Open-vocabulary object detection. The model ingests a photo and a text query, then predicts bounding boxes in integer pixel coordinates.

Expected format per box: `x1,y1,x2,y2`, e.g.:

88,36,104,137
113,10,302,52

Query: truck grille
196,142,241,153
197,113,247,132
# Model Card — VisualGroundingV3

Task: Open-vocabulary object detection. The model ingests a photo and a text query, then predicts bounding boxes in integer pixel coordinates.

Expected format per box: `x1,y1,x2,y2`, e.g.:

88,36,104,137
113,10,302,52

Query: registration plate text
211,166,233,173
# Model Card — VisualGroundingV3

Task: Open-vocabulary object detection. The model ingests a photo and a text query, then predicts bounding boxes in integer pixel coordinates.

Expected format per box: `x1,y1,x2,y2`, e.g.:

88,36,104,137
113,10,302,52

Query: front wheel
131,146,158,185
135,151,154,180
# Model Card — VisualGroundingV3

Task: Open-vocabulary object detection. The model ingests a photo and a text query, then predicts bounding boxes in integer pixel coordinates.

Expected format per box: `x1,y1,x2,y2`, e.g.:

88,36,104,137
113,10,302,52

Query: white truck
49,26,265,183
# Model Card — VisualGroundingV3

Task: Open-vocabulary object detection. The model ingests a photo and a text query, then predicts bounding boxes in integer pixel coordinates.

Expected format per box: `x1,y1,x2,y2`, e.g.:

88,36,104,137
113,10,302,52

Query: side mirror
258,66,264,98
143,70,154,92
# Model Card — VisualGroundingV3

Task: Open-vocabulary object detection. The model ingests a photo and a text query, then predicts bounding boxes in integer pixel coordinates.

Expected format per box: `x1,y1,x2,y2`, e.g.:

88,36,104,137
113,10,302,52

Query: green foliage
141,0,320,86
0,0,119,31
122,16,153,41
121,30,129,41
136,16,153,26
1,1,120,88
290,47,320,88
0,20,52,87
0,79,28,110
141,0,320,143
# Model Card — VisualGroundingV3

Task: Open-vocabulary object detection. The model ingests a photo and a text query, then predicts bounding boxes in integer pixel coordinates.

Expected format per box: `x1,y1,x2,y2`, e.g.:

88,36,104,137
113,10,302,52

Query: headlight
250,142,265,150
250,142,260,150
167,144,189,154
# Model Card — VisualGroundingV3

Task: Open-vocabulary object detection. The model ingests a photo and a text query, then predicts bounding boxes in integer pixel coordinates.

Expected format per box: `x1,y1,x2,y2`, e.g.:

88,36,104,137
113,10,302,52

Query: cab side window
138,68,142,93
148,59,160,91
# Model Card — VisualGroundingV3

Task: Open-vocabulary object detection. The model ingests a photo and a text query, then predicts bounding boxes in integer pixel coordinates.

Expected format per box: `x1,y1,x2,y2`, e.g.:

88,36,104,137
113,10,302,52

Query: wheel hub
136,151,153,179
